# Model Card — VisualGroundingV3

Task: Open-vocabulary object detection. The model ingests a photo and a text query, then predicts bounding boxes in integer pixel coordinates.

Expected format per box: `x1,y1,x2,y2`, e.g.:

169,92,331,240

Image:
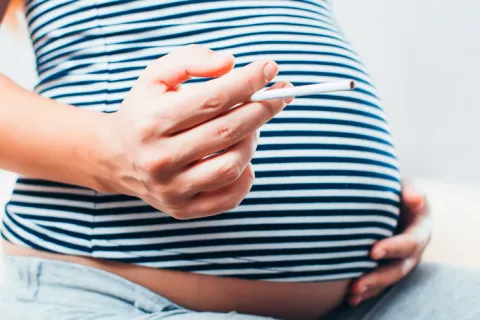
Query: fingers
371,215,431,260
371,233,419,260
171,164,255,219
347,287,383,306
373,211,432,260
178,132,258,194
347,181,432,306
163,60,280,134
348,258,417,305
356,259,416,292
176,81,292,164
139,44,235,90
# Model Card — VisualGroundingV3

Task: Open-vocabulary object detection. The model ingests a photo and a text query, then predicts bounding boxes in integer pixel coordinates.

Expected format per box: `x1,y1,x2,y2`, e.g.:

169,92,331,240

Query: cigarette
250,80,356,102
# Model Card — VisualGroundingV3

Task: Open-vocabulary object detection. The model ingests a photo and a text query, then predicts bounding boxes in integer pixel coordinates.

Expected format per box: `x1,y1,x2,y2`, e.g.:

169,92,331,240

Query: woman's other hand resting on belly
348,182,432,305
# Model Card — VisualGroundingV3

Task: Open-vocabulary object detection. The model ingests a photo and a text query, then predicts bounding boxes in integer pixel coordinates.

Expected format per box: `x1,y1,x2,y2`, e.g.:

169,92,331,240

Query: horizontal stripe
90,227,392,248
2,0,401,281
94,240,376,258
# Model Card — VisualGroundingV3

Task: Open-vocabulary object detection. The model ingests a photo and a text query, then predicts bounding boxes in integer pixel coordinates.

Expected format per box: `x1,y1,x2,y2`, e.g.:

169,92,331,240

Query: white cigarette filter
250,80,355,102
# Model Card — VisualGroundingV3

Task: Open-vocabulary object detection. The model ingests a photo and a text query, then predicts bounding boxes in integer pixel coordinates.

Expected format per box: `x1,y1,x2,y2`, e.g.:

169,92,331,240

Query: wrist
92,111,139,196
91,112,122,193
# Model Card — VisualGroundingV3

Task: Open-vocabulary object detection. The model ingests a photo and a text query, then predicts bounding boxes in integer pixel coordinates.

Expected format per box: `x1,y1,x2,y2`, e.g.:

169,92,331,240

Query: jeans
0,255,273,319
1,255,479,319
325,261,480,320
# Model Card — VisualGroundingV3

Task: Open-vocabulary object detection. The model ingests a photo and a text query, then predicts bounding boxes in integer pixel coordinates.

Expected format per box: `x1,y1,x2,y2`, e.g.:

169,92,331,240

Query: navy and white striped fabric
2,0,401,282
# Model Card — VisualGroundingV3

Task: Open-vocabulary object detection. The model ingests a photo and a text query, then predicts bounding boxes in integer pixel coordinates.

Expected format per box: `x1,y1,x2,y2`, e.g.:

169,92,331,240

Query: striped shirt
1,0,401,282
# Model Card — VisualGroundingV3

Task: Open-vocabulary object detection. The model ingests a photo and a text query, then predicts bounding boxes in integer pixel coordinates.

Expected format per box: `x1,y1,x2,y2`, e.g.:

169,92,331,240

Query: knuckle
169,206,199,220
169,209,188,220
136,115,163,141
176,178,201,199
141,153,176,176
219,160,242,183
226,198,241,211
200,91,226,112
162,186,187,203
138,157,157,176
246,76,256,95
155,154,176,171
215,124,241,143
176,180,195,198
246,163,256,181
220,197,241,212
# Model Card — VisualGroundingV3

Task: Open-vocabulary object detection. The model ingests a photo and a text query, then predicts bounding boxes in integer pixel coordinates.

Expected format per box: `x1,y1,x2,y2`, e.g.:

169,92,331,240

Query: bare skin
0,31,346,320
348,183,432,305
0,2,432,319
0,0,8,22
2,185,431,319
3,241,350,320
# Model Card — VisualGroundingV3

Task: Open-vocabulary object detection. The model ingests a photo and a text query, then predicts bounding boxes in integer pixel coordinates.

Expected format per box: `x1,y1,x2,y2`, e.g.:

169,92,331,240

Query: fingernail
264,62,279,81
283,83,294,104
402,258,416,274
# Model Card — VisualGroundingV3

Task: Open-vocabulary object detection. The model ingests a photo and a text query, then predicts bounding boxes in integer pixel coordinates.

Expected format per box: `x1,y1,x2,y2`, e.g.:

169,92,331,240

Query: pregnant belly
5,48,401,320
3,241,350,320
4,90,401,318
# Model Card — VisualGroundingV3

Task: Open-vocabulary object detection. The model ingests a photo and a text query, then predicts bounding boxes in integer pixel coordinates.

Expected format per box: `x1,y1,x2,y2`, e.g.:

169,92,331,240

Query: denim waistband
0,254,182,314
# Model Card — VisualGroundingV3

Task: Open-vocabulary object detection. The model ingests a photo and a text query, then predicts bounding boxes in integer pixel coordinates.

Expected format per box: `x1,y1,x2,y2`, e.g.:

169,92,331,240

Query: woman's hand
99,45,293,219
347,182,433,305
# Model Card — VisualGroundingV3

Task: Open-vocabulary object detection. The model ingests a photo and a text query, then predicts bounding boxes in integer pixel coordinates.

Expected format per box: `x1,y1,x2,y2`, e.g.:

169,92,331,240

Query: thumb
139,44,235,90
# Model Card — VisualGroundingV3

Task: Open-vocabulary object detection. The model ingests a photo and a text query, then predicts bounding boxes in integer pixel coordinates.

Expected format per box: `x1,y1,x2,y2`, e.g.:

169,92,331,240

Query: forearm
0,74,114,192
0,0,9,23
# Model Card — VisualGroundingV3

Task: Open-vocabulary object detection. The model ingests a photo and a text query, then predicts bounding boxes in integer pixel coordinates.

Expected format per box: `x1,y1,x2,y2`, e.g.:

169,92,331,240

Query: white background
1,1,480,276
334,0,480,183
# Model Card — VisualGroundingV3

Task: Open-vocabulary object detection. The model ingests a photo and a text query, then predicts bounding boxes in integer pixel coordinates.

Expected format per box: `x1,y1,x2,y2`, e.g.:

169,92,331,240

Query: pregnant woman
4,1,476,320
